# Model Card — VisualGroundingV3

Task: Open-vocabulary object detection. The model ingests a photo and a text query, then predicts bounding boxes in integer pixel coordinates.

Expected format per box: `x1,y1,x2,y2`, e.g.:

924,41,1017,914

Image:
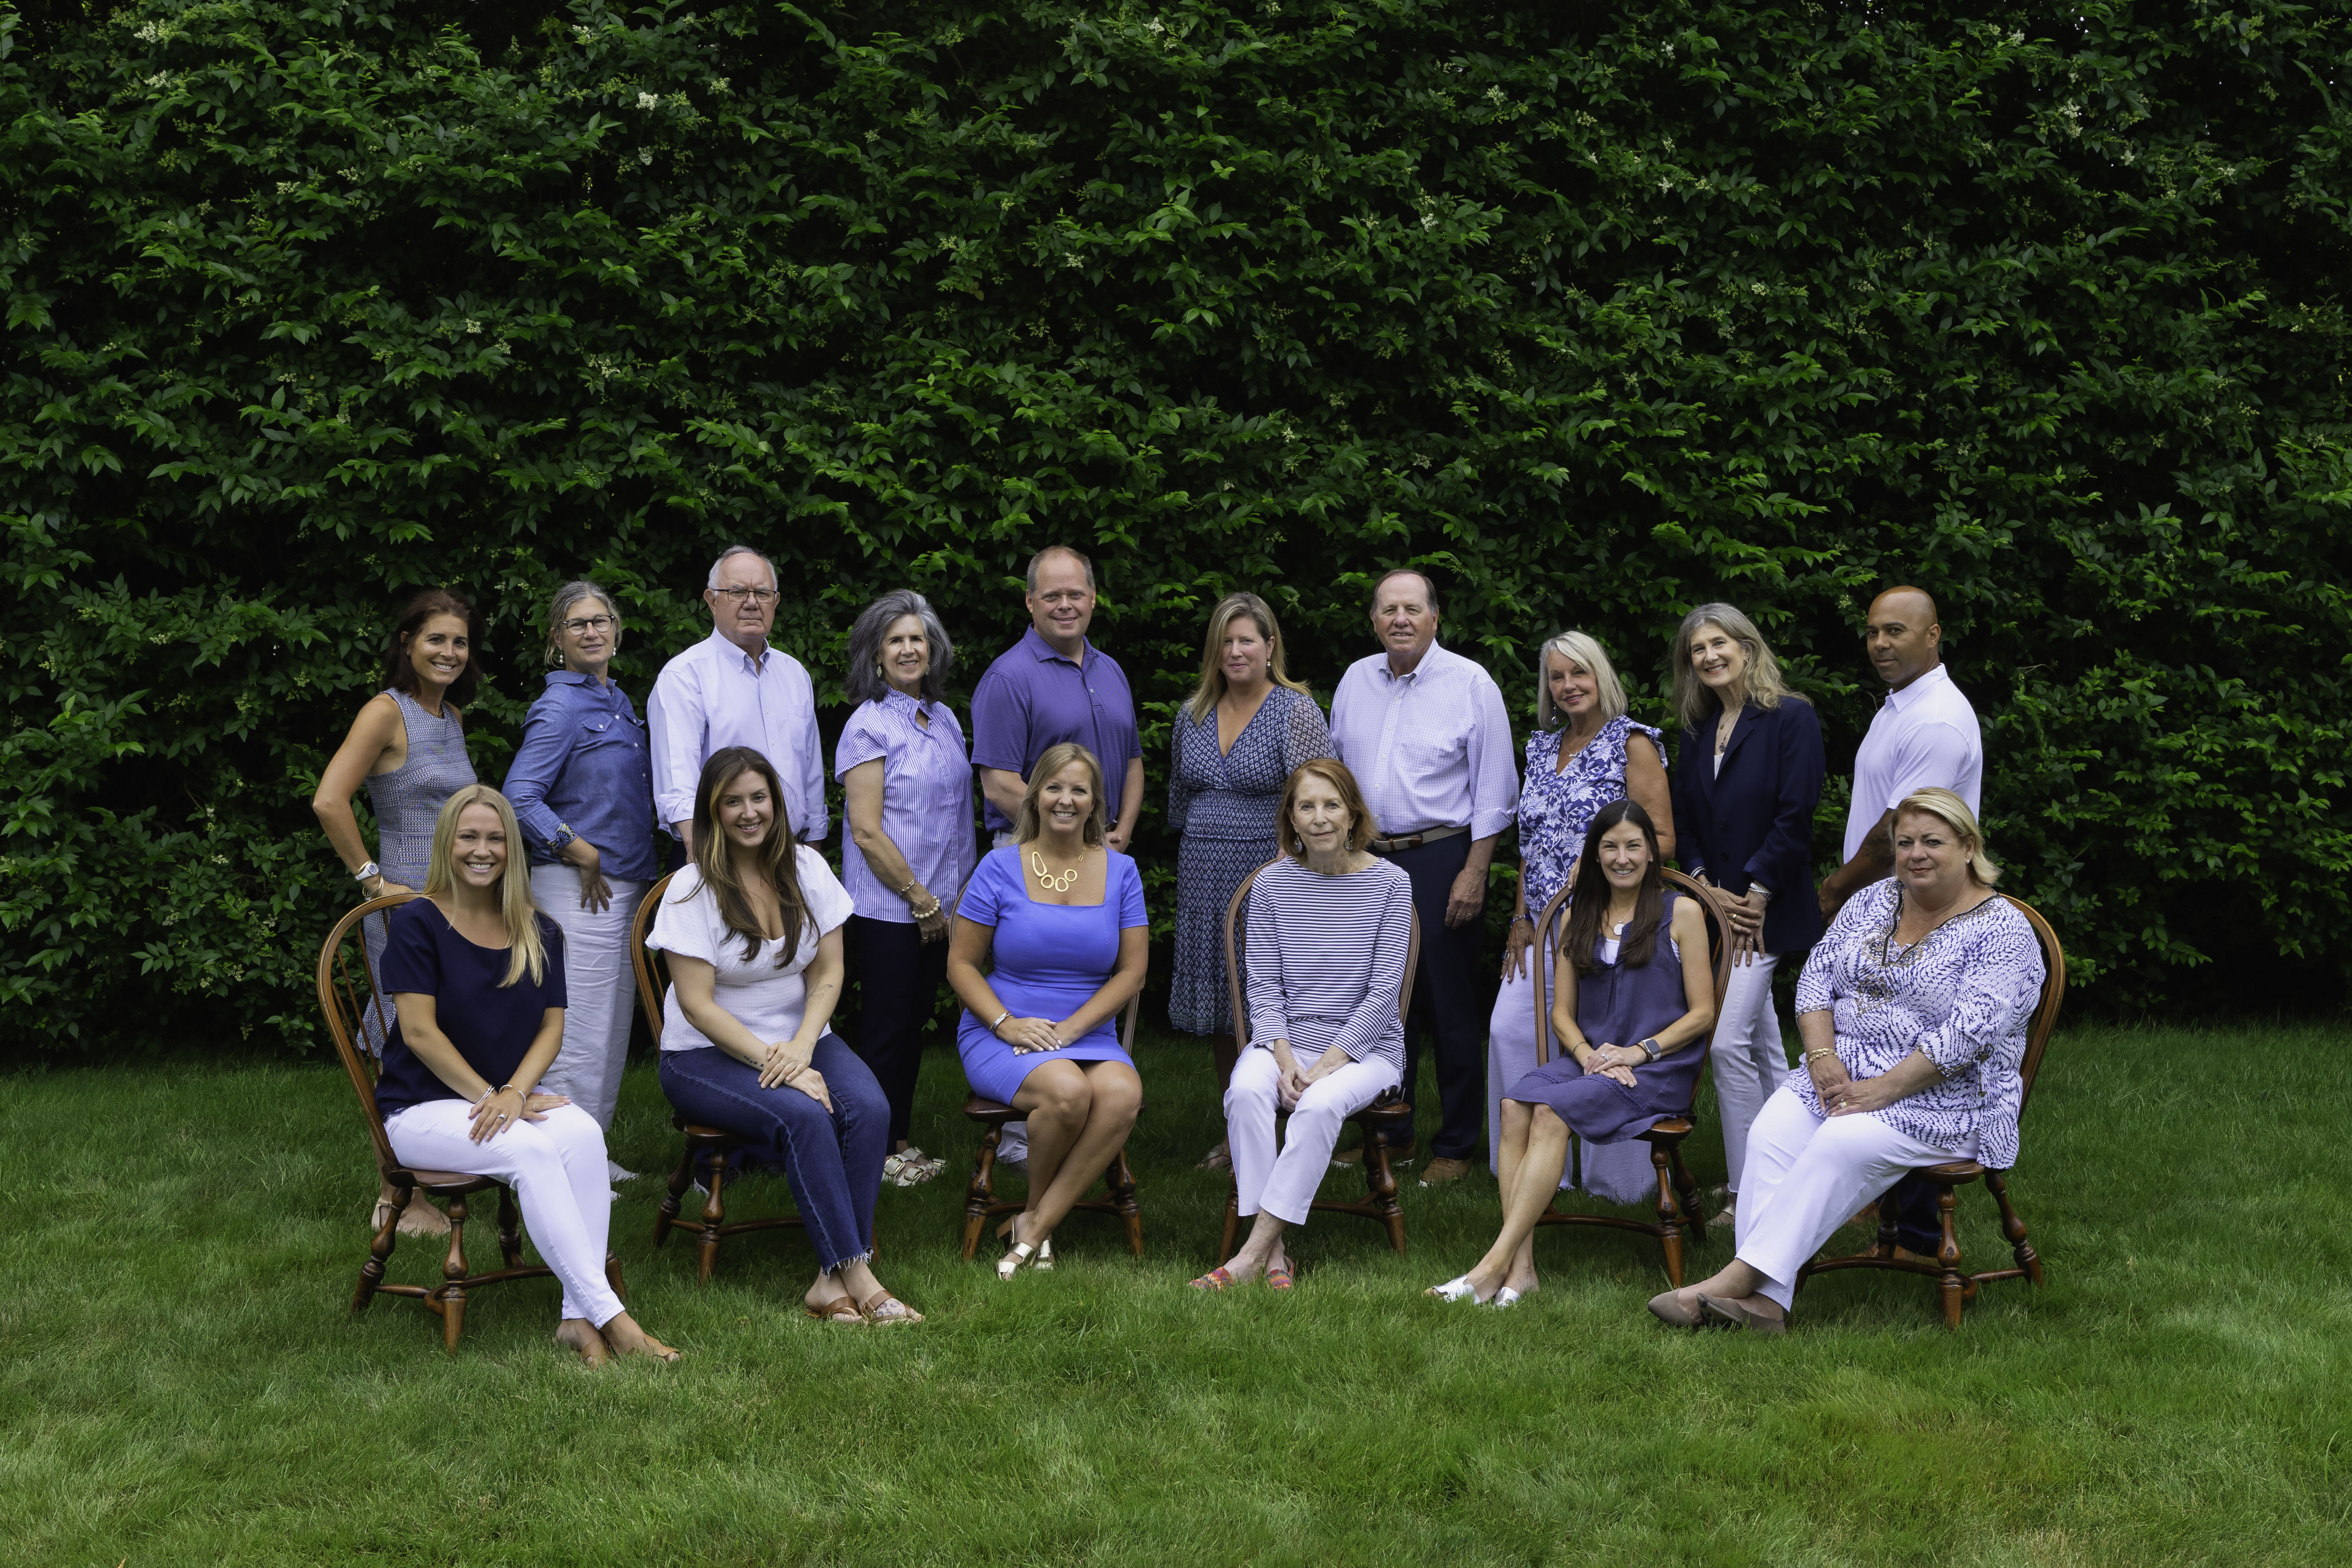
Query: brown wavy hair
1559,800,1666,973
1277,758,1378,860
681,747,810,967
381,587,483,708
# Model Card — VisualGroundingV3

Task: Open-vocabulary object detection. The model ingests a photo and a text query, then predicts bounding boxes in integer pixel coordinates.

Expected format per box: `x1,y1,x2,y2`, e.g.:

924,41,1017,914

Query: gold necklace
1029,850,1080,893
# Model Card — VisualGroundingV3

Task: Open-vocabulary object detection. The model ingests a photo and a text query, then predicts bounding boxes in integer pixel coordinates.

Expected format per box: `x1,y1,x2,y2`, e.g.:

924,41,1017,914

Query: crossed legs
1006,1058,1143,1254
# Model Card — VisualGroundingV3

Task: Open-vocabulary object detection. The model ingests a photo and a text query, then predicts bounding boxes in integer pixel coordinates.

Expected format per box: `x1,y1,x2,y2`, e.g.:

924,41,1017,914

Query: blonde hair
1014,742,1108,846
1534,630,1629,729
1671,603,1795,731
1278,758,1379,860
1892,787,2002,885
422,786,549,986
1183,592,1311,723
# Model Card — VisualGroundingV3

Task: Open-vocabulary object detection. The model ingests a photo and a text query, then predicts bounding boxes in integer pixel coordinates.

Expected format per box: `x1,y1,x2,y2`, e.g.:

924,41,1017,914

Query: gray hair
542,579,620,670
1024,544,1097,595
706,544,777,590
1534,630,1628,729
1368,567,1439,615
845,590,955,706
1670,602,1793,732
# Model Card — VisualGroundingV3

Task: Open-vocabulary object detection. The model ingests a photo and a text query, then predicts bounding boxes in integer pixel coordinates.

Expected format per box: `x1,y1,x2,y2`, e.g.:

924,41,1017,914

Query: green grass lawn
4,1022,2347,1566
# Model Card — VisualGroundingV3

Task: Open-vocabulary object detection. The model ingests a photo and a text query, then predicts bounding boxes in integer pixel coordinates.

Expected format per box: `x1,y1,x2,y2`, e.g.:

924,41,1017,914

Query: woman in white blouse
649,746,921,1326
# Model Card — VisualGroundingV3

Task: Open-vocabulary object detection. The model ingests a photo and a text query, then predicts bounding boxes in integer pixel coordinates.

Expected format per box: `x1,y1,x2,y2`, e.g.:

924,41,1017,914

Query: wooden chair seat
1796,894,2067,1328
1214,860,1423,1259
1526,871,1735,1289
319,893,624,1353
628,875,810,1284
958,999,1146,1262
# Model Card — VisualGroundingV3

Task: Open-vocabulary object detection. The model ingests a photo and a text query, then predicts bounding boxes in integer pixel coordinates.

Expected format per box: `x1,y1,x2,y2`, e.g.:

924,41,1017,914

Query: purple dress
1505,891,1700,1143
955,847,1148,1104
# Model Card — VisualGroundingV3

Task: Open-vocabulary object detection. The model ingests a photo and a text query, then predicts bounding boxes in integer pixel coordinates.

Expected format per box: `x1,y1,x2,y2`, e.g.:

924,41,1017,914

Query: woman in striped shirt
1191,759,1416,1290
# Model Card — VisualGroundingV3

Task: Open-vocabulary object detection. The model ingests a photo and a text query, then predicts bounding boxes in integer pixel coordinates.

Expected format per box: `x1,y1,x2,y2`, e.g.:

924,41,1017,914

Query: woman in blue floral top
1487,631,1673,1203
1650,788,2045,1333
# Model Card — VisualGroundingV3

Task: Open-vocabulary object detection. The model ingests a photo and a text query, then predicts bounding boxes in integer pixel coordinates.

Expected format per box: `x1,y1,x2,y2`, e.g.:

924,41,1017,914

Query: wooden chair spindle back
1529,868,1734,1072
315,893,424,1176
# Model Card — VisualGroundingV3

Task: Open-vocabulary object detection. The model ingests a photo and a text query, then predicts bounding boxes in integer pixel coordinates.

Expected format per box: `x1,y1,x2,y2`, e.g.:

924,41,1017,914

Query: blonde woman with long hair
374,785,678,1365
1165,591,1334,1169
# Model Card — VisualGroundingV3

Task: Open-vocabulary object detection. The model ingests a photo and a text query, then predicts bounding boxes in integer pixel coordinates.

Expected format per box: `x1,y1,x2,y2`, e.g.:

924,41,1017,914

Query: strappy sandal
996,1215,1040,1281
860,1290,925,1327
1195,1139,1232,1172
1488,1286,1524,1310
1033,1237,1055,1272
802,1295,865,1325
1425,1275,1479,1302
1264,1261,1295,1291
1188,1267,1239,1291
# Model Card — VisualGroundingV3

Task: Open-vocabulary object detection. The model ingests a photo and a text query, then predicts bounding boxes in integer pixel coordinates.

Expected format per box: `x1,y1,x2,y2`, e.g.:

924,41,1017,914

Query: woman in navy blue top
502,580,658,1158
377,784,677,1367
1666,604,1825,1226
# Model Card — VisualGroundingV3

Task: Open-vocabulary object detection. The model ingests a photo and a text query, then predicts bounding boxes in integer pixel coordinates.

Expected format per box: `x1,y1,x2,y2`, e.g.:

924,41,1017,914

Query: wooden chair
1797,894,2068,1328
628,871,809,1284
1525,869,1736,1288
319,893,625,1352
1215,859,1425,1258
959,991,1146,1261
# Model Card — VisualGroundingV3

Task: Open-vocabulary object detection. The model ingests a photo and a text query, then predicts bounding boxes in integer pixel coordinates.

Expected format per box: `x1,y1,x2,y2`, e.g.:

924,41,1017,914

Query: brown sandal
859,1290,925,1327
803,1295,864,1325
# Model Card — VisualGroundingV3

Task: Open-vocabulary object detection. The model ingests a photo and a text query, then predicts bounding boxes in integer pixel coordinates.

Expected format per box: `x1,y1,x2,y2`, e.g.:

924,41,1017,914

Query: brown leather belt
1367,823,1469,854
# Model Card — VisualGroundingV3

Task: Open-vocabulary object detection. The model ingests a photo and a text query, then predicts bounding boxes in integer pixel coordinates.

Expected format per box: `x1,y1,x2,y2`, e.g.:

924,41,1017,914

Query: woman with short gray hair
836,589,975,1185
1486,629,1674,1207
502,579,659,1176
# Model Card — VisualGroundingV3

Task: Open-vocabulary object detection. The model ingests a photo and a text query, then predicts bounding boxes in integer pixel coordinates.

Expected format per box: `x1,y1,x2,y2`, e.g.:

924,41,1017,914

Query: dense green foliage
3,0,2349,1050
6,1025,2351,1561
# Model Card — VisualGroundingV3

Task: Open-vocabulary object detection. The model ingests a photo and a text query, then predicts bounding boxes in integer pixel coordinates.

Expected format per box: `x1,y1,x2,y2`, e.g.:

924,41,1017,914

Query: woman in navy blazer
1668,604,1825,1228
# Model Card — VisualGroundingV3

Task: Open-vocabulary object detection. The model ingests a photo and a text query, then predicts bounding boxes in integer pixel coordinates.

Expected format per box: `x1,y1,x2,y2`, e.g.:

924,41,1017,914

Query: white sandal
1488,1287,1524,1310
996,1215,1039,1281
1424,1275,1478,1302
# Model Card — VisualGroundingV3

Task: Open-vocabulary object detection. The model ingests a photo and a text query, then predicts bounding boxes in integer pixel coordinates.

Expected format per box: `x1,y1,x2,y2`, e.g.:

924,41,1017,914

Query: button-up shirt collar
1328,639,1520,841
646,627,828,843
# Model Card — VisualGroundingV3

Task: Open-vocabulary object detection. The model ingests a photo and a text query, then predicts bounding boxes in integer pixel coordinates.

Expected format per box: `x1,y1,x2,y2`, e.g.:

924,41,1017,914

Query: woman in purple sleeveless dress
314,588,482,1238
1430,801,1717,1306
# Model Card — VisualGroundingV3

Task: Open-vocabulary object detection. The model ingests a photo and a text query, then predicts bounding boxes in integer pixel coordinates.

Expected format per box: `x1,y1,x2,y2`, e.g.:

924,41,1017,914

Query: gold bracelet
1804,1048,1837,1063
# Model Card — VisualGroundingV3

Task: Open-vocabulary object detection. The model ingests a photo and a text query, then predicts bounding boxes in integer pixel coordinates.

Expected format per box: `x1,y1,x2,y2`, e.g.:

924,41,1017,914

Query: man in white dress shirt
1816,583,1983,1254
648,545,828,859
1329,569,1519,1185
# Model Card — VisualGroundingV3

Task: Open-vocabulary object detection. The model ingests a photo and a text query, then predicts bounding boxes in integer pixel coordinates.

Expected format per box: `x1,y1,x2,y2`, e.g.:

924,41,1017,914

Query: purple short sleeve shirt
969,628,1142,832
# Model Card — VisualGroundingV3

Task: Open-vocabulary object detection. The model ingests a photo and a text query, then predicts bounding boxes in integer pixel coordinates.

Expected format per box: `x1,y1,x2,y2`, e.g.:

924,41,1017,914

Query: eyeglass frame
710,586,780,605
558,614,618,635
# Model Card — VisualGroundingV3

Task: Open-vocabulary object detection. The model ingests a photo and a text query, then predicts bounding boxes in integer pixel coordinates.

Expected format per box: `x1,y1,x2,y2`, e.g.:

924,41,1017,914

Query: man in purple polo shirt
967,543,1144,1170
971,545,1145,851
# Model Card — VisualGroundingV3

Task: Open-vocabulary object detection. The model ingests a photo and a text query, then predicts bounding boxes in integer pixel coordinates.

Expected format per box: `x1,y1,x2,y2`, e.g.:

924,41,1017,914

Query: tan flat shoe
1647,1289,1703,1327
1697,1294,1787,1335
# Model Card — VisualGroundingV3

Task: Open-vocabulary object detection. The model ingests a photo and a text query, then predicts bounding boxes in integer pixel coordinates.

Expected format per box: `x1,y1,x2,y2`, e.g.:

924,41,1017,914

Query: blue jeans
657,1032,889,1271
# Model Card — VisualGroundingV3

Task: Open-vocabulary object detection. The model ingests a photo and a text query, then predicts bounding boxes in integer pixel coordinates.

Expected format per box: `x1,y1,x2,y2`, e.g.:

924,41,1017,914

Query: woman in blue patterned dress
1486,631,1673,1203
1167,593,1334,1169
314,586,483,1238
1649,787,2046,1332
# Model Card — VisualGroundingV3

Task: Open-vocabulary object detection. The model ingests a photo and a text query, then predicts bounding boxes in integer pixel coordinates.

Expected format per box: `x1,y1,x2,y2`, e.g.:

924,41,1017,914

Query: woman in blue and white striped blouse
1191,759,1416,1291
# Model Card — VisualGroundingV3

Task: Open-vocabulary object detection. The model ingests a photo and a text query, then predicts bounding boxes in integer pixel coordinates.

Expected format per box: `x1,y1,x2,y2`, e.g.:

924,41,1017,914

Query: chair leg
1667,1141,1706,1242
442,1283,467,1353
1872,1194,1902,1260
1219,1169,1241,1260
697,1149,727,1285
1985,1170,2043,1286
443,1190,473,1355
654,1139,696,1249
1937,1184,1965,1329
606,1251,627,1305
1651,1142,1686,1289
355,1174,409,1312
1366,1137,1407,1255
1107,1148,1143,1258
962,1126,1002,1262
496,1184,524,1270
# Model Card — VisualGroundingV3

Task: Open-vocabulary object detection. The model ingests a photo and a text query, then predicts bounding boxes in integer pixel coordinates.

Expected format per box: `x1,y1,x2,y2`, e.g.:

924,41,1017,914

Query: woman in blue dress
947,742,1149,1279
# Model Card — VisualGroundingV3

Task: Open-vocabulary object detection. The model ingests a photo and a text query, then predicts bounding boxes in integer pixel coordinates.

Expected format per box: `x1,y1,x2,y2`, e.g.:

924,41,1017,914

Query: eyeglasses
712,587,778,605
561,615,616,635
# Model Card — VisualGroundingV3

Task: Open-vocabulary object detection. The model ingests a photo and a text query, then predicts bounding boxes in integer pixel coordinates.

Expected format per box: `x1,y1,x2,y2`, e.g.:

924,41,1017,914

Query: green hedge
4,0,2349,1052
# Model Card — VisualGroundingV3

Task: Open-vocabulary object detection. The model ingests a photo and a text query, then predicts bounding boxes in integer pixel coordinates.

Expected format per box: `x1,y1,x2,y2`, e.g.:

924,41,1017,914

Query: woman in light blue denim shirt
504,580,658,1171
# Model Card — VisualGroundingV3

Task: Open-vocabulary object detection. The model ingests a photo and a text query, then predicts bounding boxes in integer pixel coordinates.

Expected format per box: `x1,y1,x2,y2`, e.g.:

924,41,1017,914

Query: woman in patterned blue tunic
1650,787,2046,1332
1486,631,1672,1203
1166,593,1334,1166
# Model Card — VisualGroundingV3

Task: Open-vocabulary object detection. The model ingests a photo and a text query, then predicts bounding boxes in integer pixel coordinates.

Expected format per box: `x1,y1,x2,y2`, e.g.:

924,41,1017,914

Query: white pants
529,866,645,1131
1710,953,1787,1198
1733,1086,1972,1311
1486,963,1652,1203
1227,1047,1401,1226
385,1099,626,1327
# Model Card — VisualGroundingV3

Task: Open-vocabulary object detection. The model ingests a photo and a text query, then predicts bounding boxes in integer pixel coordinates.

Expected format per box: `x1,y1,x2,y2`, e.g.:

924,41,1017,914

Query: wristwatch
1638,1037,1662,1063
353,860,380,883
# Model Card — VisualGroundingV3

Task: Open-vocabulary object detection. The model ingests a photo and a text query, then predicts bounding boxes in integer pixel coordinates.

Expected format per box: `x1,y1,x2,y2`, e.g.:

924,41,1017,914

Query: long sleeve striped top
1242,856,1415,1078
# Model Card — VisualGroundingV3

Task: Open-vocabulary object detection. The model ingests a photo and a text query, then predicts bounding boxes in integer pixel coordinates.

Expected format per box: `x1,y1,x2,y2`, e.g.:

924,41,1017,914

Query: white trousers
1227,1047,1401,1226
1733,1086,1972,1311
385,1099,626,1326
1485,963,1652,1203
529,865,646,1131
1710,953,1787,1198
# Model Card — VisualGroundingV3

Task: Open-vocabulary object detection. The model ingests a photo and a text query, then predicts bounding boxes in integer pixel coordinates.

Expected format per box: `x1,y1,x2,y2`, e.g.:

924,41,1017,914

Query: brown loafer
1418,1156,1473,1187
1697,1294,1787,1335
1647,1289,1703,1327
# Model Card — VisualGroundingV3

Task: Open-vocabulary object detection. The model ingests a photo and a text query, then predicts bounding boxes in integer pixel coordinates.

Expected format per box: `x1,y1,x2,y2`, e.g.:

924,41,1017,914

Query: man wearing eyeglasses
648,544,828,858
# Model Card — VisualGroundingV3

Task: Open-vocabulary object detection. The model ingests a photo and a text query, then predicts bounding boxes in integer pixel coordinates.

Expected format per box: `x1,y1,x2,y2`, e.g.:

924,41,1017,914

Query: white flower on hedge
637,91,659,110
574,25,593,43
638,148,654,165
465,319,483,334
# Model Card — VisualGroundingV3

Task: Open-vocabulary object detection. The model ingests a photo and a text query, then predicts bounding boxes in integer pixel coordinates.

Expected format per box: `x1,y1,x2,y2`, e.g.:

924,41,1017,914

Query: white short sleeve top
645,847,855,1052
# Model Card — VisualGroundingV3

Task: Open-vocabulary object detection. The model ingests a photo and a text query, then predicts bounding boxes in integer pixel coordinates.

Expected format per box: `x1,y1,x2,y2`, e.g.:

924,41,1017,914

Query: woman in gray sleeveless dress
1427,801,1718,1306
312,588,482,1238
